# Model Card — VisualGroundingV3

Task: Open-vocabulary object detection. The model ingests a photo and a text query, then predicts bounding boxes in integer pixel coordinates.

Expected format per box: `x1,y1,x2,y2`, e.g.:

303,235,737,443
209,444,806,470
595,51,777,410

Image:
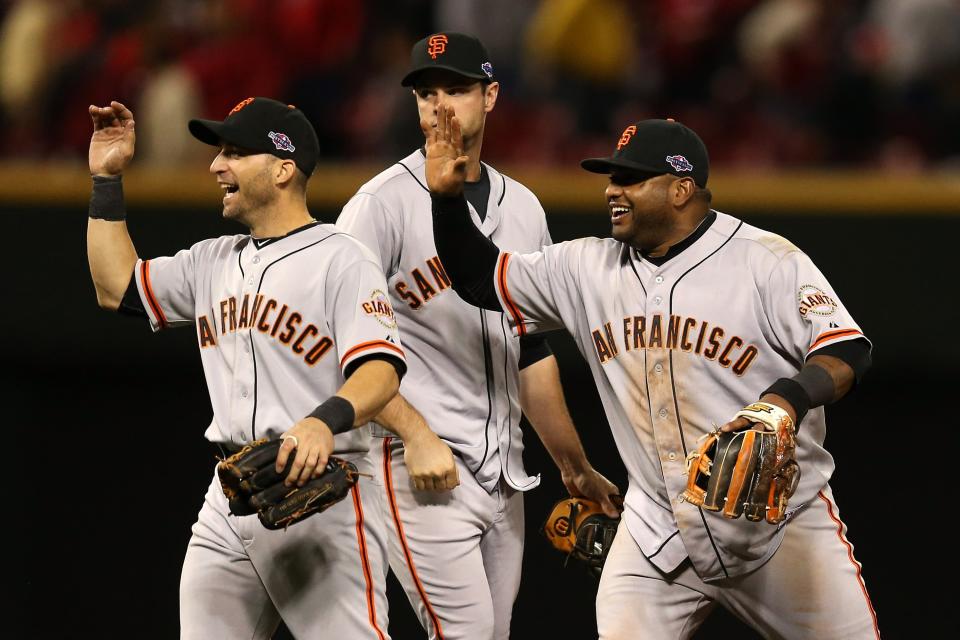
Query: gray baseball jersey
492,210,870,580
337,150,552,640
134,223,404,452
337,150,550,491
133,222,404,638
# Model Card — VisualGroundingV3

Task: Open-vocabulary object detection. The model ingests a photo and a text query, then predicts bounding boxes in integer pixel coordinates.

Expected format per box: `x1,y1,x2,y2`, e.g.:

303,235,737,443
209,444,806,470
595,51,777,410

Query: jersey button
240,390,248,399
655,276,664,284
658,408,668,418
247,277,254,285
252,256,260,264
654,363,663,373
654,295,662,304
667,452,677,461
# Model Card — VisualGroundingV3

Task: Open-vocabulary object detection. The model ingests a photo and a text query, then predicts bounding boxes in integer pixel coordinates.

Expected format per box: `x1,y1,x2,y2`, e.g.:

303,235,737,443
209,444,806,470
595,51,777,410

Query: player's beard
223,168,278,229
613,193,673,251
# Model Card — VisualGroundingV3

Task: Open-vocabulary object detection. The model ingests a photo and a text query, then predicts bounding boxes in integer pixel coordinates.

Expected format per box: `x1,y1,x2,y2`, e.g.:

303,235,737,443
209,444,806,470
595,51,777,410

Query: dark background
11,204,954,638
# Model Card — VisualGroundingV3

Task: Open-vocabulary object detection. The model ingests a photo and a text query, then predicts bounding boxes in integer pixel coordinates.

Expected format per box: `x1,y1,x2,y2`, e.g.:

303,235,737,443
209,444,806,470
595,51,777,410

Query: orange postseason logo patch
428,34,448,59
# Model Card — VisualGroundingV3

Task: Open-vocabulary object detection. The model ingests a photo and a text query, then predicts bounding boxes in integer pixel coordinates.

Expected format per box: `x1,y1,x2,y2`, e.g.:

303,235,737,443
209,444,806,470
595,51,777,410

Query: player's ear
483,81,499,113
672,177,697,207
274,158,297,188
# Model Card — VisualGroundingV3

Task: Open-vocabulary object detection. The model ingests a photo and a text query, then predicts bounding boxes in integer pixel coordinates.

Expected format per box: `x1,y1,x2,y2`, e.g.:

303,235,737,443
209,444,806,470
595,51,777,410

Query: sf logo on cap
428,34,448,59
617,125,637,150
229,97,255,116
268,131,296,152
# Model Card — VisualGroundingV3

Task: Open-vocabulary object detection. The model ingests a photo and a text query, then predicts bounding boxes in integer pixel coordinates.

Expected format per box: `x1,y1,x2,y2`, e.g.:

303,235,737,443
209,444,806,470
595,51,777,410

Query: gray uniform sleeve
336,192,403,277
763,250,870,363
494,242,582,337
131,244,206,331
326,249,406,376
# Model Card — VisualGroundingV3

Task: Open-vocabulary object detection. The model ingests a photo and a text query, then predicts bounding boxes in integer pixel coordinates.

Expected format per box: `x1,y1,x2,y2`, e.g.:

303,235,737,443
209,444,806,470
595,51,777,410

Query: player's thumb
603,493,624,518
445,465,460,489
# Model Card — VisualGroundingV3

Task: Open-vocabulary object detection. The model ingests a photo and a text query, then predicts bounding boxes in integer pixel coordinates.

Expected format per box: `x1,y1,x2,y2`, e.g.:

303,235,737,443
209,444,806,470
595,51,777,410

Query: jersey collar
250,219,320,249
636,210,717,266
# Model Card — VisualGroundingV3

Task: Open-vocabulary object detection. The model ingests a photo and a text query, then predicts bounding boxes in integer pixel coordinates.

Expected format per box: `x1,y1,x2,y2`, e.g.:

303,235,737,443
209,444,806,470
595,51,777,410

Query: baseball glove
682,402,800,524
217,438,360,530
542,496,620,579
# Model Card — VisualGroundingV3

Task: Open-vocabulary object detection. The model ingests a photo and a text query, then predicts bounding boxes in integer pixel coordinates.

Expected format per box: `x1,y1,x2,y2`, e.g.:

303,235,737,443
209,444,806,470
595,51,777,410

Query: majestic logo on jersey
617,125,637,150
363,290,397,329
268,131,296,152
394,256,452,310
797,285,838,317
196,293,333,367
481,62,494,78
590,313,759,376
427,34,448,59
666,155,693,173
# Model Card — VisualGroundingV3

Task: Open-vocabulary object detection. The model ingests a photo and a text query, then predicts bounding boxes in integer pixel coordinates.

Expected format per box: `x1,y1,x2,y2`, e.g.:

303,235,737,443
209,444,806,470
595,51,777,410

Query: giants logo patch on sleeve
362,290,397,329
797,285,838,317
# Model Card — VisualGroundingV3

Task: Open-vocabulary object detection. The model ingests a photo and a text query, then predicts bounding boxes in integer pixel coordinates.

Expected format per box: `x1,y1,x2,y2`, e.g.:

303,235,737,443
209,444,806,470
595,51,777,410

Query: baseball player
336,33,620,640
424,107,880,639
85,97,447,639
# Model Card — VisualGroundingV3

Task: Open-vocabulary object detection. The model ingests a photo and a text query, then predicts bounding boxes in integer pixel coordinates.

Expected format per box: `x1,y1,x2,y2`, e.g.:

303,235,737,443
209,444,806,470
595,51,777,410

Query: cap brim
401,65,491,87
580,156,666,176
188,119,231,147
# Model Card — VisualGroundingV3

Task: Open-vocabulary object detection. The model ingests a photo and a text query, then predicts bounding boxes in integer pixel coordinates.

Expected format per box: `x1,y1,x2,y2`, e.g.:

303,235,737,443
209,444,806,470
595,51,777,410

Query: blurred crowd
1,0,958,170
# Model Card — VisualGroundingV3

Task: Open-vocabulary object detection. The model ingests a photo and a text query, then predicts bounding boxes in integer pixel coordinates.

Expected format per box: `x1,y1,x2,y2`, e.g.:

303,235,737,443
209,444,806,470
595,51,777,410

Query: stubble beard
223,170,277,230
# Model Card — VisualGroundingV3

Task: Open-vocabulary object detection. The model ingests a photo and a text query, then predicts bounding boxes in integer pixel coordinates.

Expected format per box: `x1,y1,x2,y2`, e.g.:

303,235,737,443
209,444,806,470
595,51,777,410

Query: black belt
212,442,244,459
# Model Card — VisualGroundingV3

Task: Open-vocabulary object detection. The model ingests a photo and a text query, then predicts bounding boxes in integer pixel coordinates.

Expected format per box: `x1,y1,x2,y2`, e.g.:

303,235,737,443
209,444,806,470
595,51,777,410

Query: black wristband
760,378,811,430
306,395,355,435
89,175,126,220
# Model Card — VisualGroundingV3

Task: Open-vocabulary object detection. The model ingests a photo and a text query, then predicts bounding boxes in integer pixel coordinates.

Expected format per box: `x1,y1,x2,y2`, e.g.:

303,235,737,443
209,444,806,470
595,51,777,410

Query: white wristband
734,401,795,433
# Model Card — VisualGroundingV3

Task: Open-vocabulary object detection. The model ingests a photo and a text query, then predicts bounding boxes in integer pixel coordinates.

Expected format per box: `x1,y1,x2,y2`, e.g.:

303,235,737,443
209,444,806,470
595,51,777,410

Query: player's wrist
760,379,809,428
306,395,355,435
89,175,126,221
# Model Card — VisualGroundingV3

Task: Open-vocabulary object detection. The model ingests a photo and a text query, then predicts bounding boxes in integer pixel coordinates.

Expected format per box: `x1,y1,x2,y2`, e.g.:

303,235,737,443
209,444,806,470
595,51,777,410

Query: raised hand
89,101,136,176
421,103,468,196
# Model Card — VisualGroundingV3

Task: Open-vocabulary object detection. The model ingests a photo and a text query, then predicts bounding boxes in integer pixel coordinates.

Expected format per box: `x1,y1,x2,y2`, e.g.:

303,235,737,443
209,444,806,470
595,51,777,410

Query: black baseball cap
188,97,320,176
401,32,495,87
581,119,709,187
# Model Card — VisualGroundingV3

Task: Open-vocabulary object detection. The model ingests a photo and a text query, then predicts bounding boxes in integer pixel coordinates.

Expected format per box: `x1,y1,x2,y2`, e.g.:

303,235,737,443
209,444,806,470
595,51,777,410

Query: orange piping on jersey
808,328,863,352
339,340,404,369
817,491,880,638
497,253,527,336
140,260,168,329
383,438,446,639
351,483,388,640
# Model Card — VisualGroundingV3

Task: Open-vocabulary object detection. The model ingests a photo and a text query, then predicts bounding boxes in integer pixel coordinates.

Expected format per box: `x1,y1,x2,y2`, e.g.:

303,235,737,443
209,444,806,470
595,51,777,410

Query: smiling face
209,144,279,227
605,171,680,250
413,69,498,146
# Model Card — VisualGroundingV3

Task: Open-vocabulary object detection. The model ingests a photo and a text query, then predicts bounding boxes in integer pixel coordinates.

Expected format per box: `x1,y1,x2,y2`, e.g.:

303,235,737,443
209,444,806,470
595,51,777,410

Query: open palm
88,101,136,176
421,103,468,196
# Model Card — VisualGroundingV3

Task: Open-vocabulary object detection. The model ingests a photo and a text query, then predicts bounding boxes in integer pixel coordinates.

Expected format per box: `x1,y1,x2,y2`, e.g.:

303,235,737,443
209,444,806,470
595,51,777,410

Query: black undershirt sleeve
343,353,407,381
808,337,872,384
518,334,553,369
432,193,502,311
117,271,147,318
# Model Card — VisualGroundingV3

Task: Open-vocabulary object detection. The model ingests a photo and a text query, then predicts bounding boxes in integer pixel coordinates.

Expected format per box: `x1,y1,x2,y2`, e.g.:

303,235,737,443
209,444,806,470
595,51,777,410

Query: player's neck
641,208,710,258
248,202,315,239
463,132,484,182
